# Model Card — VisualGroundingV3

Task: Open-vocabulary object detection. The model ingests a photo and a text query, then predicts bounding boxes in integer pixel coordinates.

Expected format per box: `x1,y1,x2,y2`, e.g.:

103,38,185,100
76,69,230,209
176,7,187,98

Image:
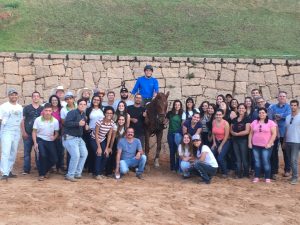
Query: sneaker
290,178,298,185
136,174,144,180
95,175,105,180
65,176,77,182
265,179,271,183
0,175,8,181
22,172,29,175
222,174,228,179
271,174,276,180
9,172,17,178
74,175,82,179
38,176,45,181
283,172,290,177
115,174,121,180
252,177,259,183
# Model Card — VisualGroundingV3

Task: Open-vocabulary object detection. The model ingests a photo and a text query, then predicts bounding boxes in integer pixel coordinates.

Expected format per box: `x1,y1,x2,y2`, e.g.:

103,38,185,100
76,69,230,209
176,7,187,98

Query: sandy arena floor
0,150,299,225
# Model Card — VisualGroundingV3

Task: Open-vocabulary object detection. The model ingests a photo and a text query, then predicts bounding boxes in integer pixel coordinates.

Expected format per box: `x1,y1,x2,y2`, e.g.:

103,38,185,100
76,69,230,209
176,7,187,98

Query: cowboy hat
51,85,65,95
77,87,94,99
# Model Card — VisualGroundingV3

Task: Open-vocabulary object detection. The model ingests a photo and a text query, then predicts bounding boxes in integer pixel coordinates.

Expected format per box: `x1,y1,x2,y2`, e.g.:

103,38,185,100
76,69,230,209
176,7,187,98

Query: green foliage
0,0,299,57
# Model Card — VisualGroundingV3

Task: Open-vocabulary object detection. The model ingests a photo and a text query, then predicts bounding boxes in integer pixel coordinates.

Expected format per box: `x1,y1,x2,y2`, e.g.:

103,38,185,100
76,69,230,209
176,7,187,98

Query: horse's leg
154,130,163,168
144,130,151,172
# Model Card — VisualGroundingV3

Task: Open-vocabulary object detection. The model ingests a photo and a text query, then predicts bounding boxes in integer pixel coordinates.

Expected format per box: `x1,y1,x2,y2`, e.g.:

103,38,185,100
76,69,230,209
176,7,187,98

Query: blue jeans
212,140,231,175
232,138,249,177
90,138,108,176
273,137,290,173
120,155,147,175
63,136,88,178
194,161,217,182
180,160,192,177
23,134,39,173
55,137,64,170
167,133,179,171
253,146,272,179
285,143,300,179
37,138,57,176
0,130,20,176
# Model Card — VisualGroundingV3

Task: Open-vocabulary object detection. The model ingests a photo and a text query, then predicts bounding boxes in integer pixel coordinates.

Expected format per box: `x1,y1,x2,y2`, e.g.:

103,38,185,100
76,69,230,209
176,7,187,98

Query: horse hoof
154,159,160,168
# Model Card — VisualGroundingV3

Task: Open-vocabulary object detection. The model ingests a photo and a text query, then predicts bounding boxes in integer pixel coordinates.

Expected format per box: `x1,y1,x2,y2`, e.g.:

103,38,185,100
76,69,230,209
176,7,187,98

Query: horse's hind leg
154,131,163,167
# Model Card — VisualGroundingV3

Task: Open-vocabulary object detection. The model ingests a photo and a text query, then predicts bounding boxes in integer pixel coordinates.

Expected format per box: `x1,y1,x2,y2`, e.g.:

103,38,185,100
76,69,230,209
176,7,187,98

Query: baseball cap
120,87,128,93
64,91,74,99
192,134,201,141
7,88,18,95
144,65,153,71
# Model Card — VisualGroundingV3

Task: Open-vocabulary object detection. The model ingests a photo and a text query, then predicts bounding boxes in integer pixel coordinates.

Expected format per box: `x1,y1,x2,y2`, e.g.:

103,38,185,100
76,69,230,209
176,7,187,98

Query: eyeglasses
259,125,262,132
290,117,294,124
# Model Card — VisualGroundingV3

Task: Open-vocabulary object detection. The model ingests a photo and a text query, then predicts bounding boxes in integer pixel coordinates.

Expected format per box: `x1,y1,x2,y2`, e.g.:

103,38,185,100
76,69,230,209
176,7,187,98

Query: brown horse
144,92,169,167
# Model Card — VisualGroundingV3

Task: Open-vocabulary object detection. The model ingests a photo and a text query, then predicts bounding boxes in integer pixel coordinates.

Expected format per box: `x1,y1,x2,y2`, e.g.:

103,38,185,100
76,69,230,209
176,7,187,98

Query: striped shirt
91,119,116,143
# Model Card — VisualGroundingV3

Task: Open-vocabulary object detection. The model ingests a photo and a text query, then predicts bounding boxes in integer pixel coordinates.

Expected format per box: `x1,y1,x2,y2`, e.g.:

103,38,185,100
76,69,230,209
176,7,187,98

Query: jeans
174,133,182,146
285,143,300,179
37,138,57,176
0,130,20,176
167,133,179,171
180,160,192,177
232,138,249,177
55,137,64,170
63,136,88,178
253,146,272,179
193,161,217,182
90,138,108,176
273,137,290,173
212,140,231,175
120,155,147,175
23,134,39,173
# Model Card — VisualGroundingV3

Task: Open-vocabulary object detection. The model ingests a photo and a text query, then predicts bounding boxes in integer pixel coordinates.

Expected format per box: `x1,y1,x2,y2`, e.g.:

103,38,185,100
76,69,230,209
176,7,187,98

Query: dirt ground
0,149,300,225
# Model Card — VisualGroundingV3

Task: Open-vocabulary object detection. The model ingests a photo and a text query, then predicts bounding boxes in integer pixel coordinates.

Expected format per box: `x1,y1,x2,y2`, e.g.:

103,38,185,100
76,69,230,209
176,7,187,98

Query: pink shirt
212,120,226,141
52,108,62,128
250,120,277,147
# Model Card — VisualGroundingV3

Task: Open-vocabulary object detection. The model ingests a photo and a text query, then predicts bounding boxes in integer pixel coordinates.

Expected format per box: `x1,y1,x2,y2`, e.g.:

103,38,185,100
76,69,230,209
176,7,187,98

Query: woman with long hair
178,133,194,178
206,103,217,145
85,95,104,173
216,94,226,108
230,99,239,113
185,97,199,120
48,95,63,173
199,101,210,145
219,101,237,123
114,100,130,128
211,109,230,178
166,100,185,171
231,103,251,178
249,108,277,183
245,97,256,122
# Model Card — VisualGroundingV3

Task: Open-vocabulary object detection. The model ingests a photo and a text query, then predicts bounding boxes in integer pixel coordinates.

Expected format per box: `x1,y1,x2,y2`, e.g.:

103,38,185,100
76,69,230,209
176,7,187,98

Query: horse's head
154,92,169,123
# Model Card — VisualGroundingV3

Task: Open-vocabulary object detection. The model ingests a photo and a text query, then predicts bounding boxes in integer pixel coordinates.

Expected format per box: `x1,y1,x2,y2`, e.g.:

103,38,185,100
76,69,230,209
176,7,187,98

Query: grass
0,0,299,57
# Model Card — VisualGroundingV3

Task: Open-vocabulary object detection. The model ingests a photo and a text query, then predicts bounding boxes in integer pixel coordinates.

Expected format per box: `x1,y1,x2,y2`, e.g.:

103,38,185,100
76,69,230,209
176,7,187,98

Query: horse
144,92,169,168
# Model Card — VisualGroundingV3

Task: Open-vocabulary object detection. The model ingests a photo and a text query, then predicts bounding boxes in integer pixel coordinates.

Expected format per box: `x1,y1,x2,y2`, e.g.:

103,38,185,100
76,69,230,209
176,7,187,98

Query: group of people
0,64,299,185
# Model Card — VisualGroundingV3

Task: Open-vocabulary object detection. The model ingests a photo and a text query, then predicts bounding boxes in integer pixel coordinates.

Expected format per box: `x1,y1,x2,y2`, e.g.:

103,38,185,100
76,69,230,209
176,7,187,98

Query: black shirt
127,105,145,136
63,109,86,137
23,104,43,134
231,117,250,139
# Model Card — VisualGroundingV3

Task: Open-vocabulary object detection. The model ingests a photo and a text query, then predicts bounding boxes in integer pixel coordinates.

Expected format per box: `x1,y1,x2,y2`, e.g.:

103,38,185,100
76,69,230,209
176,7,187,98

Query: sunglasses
290,117,294,125
259,125,262,132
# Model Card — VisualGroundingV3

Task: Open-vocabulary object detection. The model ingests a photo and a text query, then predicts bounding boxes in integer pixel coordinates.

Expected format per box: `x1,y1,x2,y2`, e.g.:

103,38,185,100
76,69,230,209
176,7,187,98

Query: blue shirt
182,119,202,136
269,103,291,137
117,137,142,160
131,76,159,99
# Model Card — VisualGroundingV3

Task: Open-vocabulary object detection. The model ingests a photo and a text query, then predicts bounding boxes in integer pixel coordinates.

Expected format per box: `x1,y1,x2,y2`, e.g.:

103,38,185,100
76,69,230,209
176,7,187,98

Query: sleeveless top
212,119,226,141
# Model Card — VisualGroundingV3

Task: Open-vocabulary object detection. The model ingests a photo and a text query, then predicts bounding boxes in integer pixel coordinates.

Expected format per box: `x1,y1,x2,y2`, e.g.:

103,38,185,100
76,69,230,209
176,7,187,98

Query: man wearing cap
61,91,76,123
191,134,218,184
21,91,44,175
0,88,23,180
54,86,67,107
114,87,134,108
130,65,159,106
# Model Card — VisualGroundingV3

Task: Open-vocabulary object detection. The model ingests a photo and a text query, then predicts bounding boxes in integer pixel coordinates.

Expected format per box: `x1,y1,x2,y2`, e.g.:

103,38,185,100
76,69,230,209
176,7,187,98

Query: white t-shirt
89,108,104,130
61,100,67,108
197,145,218,168
60,105,76,120
33,116,59,141
178,144,192,157
0,102,23,131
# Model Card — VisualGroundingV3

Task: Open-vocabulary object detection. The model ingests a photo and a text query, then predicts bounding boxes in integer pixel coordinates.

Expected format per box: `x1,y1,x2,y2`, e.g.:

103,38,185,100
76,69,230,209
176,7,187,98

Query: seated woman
178,133,194,178
192,134,218,184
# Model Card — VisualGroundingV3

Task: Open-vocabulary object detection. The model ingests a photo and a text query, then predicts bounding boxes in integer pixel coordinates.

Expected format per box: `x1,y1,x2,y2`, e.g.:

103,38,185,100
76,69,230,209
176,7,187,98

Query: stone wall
0,52,300,107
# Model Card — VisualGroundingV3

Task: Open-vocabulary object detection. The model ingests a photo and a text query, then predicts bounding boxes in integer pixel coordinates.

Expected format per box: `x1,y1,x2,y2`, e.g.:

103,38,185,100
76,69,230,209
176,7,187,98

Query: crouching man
32,103,59,181
115,127,147,179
